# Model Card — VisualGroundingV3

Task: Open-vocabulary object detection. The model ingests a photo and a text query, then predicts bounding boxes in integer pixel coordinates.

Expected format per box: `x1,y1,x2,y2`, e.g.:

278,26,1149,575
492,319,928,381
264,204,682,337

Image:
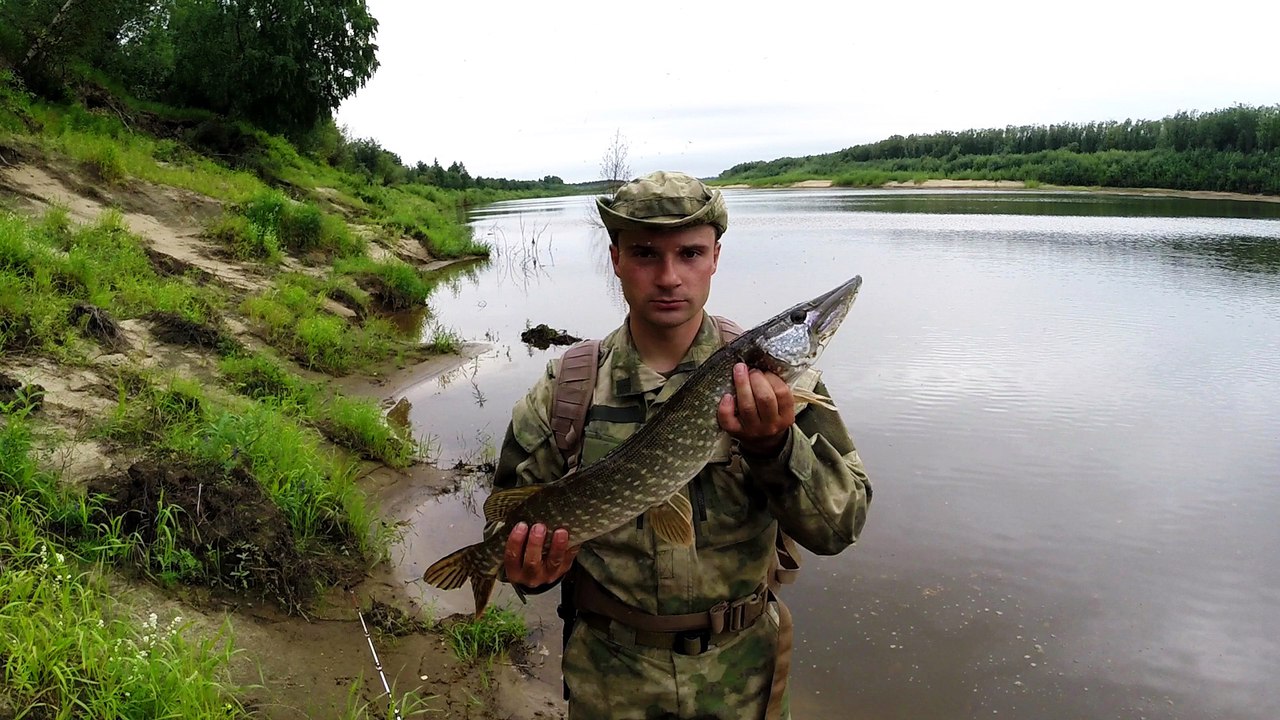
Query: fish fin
792,387,838,411
482,485,542,523
423,542,501,618
471,574,498,619
647,492,694,546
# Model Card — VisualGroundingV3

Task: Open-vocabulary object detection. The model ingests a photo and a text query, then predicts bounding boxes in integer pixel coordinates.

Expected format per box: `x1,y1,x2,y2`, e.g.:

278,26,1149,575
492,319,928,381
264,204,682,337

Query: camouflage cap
597,171,728,239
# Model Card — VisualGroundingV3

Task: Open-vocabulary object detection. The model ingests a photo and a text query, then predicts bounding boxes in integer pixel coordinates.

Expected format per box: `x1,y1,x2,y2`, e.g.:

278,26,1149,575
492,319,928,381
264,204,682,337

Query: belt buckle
712,592,762,634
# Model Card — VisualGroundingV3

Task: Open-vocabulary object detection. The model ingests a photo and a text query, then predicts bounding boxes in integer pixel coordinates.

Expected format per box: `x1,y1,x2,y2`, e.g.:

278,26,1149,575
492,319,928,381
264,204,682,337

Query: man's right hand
504,522,579,588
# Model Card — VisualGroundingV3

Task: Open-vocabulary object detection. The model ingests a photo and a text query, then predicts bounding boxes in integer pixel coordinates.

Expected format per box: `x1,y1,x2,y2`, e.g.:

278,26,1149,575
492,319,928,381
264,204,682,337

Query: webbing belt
573,571,768,640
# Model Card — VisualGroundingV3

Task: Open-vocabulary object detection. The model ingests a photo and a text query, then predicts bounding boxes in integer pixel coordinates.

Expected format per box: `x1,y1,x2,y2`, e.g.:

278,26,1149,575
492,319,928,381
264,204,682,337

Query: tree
3,0,156,90
168,0,379,136
599,128,631,192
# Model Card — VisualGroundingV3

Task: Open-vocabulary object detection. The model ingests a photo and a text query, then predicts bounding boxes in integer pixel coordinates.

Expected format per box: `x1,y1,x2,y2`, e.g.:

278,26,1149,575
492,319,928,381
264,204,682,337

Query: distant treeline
720,105,1280,195
0,0,560,191
342,137,565,191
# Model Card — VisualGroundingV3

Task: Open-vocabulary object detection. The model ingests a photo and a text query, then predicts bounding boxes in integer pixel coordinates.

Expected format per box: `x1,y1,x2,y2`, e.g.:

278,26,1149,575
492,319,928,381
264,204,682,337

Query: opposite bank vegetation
717,104,1280,196
0,15,538,716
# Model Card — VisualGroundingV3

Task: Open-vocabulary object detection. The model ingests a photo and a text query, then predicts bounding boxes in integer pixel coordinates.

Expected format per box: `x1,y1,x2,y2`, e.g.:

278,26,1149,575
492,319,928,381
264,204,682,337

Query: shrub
207,214,281,262
444,607,527,662
295,314,349,372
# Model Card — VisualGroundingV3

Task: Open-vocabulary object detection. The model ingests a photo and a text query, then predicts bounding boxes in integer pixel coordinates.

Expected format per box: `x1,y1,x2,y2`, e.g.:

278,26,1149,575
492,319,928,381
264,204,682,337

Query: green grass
240,189,363,257
100,375,383,559
369,184,489,258
317,394,415,468
0,413,247,719
1,71,516,275
242,274,408,374
425,323,463,354
219,351,416,467
708,171,824,187
0,208,223,357
172,405,380,554
444,607,527,662
333,255,437,310
206,213,282,263
218,352,315,408
832,170,897,187
338,678,437,720
32,103,263,202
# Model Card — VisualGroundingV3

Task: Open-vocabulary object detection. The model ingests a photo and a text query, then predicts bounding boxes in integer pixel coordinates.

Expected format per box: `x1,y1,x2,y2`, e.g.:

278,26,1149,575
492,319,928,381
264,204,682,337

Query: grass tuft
444,607,527,662
317,394,415,468
334,256,437,311
206,214,282,263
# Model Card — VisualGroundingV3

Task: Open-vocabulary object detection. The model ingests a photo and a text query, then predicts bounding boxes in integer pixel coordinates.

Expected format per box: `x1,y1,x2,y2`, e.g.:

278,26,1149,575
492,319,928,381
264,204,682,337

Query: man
489,171,871,719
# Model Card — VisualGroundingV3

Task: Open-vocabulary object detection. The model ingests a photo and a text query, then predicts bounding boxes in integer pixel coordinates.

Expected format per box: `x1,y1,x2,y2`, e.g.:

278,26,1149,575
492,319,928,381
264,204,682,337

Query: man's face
609,224,721,334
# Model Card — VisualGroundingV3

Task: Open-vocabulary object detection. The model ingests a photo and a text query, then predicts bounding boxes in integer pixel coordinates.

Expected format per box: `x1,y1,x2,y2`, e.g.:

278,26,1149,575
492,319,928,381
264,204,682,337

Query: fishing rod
350,592,404,720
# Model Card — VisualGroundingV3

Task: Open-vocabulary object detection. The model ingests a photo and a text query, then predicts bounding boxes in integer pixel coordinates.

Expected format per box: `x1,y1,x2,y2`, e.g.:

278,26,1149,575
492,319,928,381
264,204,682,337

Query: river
391,188,1280,719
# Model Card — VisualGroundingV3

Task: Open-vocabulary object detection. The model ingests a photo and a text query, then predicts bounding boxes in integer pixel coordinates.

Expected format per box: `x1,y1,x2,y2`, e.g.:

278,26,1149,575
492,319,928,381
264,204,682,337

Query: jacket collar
604,313,723,398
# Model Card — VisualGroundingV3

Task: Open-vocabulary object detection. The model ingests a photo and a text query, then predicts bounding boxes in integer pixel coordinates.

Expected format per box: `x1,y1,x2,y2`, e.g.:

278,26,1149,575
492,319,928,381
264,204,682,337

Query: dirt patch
87,456,355,609
0,161,269,295
366,598,430,637
70,303,127,351
0,358,119,430
145,311,242,354
0,372,45,412
520,324,581,350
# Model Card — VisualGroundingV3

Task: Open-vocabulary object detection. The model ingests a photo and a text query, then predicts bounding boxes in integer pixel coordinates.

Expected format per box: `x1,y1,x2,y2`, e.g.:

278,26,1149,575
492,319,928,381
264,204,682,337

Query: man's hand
504,522,579,588
718,363,795,457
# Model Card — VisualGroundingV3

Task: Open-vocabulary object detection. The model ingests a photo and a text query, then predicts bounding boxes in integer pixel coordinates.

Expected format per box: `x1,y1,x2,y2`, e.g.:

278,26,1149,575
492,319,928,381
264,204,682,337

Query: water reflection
797,188,1280,219
392,189,1280,720
1169,235,1280,274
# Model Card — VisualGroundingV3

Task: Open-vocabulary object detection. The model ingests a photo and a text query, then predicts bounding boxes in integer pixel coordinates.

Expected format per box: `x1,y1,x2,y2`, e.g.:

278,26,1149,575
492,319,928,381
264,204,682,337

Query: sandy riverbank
0,151,562,718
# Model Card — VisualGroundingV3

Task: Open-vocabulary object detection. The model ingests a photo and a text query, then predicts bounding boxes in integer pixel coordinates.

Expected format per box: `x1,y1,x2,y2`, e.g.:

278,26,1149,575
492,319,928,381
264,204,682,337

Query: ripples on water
401,189,1280,720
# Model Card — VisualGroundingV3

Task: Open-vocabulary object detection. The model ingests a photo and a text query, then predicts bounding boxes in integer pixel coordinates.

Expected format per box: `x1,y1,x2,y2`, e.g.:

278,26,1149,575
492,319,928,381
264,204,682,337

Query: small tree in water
600,128,632,194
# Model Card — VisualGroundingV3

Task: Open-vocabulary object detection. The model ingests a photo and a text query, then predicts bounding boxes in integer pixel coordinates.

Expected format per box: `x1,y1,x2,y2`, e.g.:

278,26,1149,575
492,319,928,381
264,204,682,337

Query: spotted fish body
424,276,863,616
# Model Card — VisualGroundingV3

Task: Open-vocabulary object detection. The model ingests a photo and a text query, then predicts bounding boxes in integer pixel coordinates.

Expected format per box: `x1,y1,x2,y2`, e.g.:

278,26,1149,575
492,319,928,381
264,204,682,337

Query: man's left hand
718,363,794,457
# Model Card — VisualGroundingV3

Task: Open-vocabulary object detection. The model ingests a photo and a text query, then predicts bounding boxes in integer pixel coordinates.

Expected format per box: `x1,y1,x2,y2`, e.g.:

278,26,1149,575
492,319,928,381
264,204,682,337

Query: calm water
393,189,1280,720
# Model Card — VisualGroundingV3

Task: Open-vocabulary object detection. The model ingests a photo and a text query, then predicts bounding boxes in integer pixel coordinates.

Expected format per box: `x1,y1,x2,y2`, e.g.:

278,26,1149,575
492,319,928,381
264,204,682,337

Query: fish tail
423,543,500,618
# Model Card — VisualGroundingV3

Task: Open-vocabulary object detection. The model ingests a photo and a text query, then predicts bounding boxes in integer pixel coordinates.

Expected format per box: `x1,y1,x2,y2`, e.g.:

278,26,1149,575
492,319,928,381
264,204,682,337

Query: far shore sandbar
712,178,1280,204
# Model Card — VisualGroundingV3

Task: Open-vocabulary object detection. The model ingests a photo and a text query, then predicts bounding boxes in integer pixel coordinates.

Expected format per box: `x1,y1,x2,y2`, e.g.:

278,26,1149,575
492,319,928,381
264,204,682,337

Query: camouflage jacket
492,313,872,615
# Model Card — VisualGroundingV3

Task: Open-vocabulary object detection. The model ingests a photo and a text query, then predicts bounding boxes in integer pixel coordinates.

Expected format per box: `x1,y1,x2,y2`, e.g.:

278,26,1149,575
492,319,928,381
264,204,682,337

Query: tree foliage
0,0,380,136
167,0,379,135
720,105,1280,195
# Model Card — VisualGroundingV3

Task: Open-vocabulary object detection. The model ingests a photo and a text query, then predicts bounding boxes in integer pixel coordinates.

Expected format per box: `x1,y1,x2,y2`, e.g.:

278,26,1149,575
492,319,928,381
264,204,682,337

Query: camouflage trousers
563,602,789,720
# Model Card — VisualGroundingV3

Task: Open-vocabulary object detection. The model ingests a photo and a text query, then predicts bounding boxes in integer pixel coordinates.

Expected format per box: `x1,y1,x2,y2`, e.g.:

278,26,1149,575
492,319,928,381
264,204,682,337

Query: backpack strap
551,339,600,473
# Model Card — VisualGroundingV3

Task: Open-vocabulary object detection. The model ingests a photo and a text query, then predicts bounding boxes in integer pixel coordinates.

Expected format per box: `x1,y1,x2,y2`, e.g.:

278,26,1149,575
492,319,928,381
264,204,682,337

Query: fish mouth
810,275,862,342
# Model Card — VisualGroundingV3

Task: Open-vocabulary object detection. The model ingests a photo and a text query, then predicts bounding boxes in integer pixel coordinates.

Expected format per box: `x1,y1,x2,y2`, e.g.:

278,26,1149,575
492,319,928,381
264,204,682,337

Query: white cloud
336,0,1280,182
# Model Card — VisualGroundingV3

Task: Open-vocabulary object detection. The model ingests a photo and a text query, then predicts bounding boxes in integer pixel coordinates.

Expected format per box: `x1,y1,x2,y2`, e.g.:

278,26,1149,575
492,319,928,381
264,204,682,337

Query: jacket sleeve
741,379,872,556
489,361,570,596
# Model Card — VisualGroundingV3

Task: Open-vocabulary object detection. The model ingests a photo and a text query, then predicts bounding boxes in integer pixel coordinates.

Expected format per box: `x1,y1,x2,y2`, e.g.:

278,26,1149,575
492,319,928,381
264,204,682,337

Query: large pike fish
424,275,863,616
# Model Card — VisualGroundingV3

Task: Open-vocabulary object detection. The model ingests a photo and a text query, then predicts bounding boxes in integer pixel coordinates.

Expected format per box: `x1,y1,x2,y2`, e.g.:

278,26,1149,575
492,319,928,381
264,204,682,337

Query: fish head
742,275,862,381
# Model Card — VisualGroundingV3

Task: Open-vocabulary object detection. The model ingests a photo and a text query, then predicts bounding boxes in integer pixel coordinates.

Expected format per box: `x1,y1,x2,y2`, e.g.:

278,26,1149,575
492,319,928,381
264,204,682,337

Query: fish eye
789,310,807,324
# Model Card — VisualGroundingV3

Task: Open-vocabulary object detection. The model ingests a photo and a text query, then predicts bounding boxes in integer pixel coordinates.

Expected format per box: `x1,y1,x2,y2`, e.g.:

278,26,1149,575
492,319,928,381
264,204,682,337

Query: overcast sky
335,0,1280,184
